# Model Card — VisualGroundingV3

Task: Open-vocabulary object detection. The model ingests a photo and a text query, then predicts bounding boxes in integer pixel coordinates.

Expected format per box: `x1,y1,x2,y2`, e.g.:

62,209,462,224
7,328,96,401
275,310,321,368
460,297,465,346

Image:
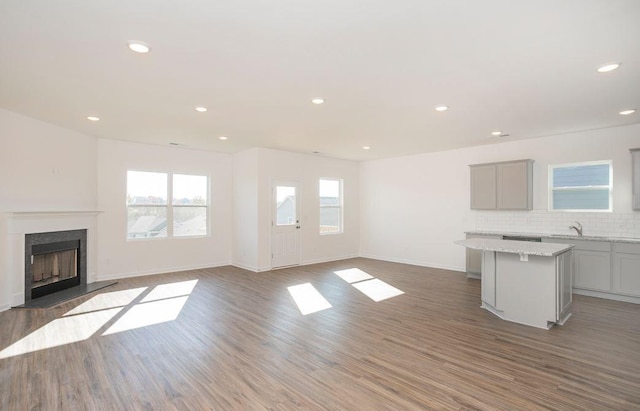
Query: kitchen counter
465,230,640,244
456,238,573,329
455,238,573,257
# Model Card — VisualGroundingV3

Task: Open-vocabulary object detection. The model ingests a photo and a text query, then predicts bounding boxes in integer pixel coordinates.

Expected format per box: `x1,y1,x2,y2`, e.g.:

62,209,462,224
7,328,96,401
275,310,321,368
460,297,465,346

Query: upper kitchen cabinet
470,163,497,209
470,159,533,210
631,149,640,210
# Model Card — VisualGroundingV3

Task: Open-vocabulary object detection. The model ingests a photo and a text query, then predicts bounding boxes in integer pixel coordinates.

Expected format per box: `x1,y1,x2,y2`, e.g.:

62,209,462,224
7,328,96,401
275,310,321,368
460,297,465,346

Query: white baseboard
358,253,465,273
240,255,360,273
0,291,25,312
95,261,231,282
231,262,259,273
573,288,640,305
8,291,25,310
301,254,359,266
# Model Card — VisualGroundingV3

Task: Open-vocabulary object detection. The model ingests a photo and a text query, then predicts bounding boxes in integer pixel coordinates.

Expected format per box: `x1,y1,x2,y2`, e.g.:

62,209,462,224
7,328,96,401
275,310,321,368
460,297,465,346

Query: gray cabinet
497,161,533,209
632,149,640,210
612,243,640,297
470,164,496,209
465,234,500,278
470,159,533,210
574,249,611,291
543,238,611,292
481,250,496,307
556,251,572,322
477,247,573,329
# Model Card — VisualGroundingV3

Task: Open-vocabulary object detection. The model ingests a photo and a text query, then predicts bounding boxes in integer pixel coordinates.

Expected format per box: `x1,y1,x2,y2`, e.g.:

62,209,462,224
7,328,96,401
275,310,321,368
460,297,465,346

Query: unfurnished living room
1,1,640,410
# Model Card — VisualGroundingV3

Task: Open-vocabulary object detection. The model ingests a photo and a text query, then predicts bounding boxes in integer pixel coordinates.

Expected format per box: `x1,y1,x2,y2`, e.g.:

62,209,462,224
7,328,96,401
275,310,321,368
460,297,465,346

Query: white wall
96,139,233,280
231,148,360,271
232,148,260,271
0,214,9,311
0,108,98,310
359,123,640,272
2,106,638,311
0,109,98,211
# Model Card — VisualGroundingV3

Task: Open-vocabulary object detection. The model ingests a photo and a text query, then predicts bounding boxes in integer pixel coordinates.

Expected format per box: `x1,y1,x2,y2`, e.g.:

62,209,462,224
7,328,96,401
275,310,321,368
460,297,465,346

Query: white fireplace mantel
8,210,102,217
7,211,100,234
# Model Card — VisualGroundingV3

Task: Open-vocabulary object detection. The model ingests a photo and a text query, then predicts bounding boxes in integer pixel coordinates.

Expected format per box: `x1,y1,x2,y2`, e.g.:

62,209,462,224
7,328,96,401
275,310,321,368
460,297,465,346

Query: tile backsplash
472,210,640,238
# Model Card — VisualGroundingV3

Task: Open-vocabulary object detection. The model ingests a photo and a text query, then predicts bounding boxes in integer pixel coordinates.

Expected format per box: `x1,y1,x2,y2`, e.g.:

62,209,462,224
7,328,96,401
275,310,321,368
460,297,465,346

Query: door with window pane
272,183,300,268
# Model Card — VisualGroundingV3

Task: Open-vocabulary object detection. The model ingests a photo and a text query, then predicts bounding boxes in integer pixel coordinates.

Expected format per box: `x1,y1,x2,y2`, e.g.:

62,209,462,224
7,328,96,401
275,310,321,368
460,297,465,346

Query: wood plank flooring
1,258,639,410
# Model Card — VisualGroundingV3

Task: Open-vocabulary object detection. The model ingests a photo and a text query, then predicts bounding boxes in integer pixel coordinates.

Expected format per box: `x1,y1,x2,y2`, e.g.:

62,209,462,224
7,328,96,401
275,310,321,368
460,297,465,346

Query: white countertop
465,230,640,244
455,238,574,256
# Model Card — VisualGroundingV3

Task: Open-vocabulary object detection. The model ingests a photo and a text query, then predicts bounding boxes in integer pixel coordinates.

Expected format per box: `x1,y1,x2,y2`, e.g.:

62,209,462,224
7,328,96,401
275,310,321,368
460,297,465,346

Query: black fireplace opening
31,240,81,299
25,229,87,303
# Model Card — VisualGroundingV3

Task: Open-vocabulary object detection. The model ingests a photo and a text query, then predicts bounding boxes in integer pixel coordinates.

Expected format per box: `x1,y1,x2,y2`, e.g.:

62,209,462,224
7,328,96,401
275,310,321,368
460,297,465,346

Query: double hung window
127,171,208,239
319,178,343,234
549,161,612,211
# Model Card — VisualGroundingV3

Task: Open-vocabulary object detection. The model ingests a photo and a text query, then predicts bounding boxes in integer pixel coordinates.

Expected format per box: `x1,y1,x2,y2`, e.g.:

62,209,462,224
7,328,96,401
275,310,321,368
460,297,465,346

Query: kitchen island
455,238,574,329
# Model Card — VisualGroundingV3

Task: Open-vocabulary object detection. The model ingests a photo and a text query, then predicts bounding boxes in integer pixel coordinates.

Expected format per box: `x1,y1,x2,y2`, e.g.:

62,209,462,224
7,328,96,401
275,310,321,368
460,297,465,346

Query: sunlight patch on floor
63,287,148,316
102,280,198,335
102,296,189,335
0,307,123,359
334,268,374,284
288,283,333,315
0,280,201,358
141,280,198,303
351,278,405,302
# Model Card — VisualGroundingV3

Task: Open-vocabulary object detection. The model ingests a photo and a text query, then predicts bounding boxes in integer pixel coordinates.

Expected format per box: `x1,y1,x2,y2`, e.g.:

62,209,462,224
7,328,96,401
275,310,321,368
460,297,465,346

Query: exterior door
272,183,300,268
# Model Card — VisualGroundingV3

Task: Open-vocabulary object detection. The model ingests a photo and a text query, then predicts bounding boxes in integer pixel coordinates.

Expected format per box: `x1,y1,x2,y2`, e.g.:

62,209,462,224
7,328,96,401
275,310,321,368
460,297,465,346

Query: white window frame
319,178,343,235
548,160,613,212
127,170,209,240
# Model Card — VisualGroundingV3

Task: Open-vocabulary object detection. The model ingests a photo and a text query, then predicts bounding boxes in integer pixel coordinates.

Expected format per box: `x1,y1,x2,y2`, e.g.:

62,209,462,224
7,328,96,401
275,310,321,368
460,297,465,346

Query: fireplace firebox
24,229,87,303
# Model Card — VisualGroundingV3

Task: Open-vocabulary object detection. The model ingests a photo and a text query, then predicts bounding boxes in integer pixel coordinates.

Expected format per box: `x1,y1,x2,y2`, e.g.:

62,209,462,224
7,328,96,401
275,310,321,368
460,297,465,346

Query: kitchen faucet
569,221,583,236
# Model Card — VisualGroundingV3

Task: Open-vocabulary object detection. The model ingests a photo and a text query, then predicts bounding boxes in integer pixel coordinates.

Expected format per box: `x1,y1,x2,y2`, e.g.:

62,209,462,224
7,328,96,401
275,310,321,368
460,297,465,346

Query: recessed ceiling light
219,136,228,140
491,131,502,136
311,98,325,105
435,105,448,112
619,109,636,115
87,116,100,121
597,63,621,73
195,106,208,112
363,146,371,150
127,41,151,54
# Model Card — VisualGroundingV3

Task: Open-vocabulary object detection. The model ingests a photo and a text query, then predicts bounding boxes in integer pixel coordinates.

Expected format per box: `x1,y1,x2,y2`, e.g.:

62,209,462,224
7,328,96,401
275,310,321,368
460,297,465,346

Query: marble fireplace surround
6,211,98,307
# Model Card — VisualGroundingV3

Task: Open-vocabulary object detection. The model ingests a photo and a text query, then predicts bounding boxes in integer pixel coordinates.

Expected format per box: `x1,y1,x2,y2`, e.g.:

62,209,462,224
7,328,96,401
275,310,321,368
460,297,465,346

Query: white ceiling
1,0,639,161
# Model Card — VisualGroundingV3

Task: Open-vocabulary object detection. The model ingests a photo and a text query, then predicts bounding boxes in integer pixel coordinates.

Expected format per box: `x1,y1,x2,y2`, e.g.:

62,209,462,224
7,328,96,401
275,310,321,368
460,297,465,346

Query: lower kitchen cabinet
612,243,640,297
543,238,611,292
476,235,640,302
557,251,573,320
481,250,496,307
574,249,611,291
479,247,572,329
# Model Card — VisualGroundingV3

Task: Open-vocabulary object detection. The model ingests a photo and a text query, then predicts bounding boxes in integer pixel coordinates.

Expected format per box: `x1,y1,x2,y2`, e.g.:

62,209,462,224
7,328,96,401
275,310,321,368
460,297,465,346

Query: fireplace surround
24,229,87,304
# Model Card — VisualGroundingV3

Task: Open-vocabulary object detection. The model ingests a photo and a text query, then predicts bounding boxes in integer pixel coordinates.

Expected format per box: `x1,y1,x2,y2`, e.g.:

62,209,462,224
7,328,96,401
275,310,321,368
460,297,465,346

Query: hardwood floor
1,258,639,410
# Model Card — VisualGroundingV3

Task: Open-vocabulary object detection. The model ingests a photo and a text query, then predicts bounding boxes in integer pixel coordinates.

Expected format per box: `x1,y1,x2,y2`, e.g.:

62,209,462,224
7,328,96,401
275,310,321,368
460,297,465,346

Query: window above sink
548,160,612,212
